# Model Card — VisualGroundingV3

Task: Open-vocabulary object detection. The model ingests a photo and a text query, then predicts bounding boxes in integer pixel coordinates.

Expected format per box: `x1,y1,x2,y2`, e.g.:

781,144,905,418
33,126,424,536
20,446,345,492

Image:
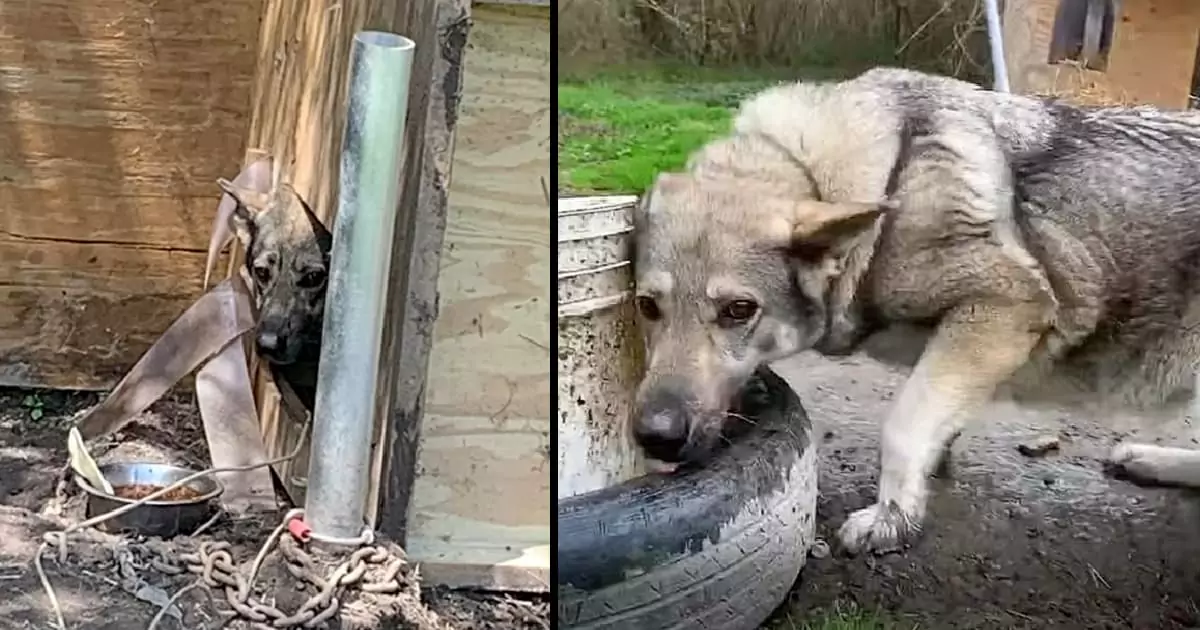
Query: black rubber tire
557,366,818,630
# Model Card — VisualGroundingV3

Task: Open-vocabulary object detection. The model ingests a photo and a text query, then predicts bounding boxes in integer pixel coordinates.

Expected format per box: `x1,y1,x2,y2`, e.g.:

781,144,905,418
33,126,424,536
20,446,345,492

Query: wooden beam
1081,0,1107,69
373,0,472,544
0,0,262,390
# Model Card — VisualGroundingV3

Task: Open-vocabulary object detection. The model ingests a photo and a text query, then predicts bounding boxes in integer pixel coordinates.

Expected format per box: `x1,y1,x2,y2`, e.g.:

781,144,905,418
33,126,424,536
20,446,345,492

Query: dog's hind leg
1106,443,1200,487
839,299,1051,555
1103,314,1200,487
1105,368,1200,487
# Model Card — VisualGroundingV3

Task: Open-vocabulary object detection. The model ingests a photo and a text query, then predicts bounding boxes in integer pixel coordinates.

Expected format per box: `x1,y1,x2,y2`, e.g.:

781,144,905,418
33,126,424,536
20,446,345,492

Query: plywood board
1005,0,1200,108
404,3,551,591
1104,0,1200,108
0,0,262,389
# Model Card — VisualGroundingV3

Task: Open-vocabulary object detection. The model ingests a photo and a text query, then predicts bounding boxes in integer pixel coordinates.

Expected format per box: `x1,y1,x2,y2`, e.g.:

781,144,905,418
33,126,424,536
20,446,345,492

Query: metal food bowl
75,462,224,538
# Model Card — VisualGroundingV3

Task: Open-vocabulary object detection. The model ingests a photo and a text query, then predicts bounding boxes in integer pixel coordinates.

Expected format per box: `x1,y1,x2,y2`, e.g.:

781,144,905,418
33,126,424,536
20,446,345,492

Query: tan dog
630,67,1200,555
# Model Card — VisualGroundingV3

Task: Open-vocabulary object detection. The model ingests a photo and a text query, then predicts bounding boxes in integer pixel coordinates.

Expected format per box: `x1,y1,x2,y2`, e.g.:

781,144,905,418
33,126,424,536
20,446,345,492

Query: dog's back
1004,103,1200,408
726,67,1200,411
639,66,1200,554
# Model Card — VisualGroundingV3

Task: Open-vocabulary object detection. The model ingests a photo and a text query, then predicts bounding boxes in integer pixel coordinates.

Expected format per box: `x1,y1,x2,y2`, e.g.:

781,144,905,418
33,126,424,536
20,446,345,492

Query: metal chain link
156,533,407,629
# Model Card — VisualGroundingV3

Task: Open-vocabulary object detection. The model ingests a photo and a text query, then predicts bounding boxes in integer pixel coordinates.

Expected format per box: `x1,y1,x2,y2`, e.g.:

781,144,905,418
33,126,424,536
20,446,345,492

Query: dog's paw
838,502,920,555
1105,442,1165,484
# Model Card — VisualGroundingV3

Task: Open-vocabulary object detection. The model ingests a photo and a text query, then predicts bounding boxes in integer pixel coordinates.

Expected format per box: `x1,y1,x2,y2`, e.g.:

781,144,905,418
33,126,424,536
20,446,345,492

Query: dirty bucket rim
558,195,640,218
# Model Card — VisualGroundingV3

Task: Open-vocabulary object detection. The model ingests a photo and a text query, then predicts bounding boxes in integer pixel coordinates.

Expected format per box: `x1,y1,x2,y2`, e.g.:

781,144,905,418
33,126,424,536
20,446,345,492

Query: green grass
558,83,732,193
558,66,813,194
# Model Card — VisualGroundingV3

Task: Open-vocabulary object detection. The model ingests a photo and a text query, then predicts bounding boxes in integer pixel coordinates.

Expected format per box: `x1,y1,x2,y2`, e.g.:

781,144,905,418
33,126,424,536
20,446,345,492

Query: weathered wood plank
0,234,214,388
0,0,261,388
373,0,472,542
398,3,551,591
1004,0,1200,108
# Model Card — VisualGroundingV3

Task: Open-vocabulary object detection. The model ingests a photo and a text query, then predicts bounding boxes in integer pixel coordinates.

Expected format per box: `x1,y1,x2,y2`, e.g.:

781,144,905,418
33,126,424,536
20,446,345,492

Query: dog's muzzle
256,329,296,365
632,384,696,463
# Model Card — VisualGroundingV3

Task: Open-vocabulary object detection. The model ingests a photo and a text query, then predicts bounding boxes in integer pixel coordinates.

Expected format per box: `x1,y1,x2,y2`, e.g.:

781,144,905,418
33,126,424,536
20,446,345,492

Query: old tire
557,366,818,630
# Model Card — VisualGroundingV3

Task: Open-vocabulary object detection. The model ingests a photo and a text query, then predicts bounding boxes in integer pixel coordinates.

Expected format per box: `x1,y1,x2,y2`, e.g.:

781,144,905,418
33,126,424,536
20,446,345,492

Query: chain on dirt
148,517,406,630
35,422,314,630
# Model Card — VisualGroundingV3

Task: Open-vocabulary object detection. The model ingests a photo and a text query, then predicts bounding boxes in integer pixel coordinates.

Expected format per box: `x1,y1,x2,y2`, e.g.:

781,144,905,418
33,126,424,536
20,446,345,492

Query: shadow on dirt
768,353,1200,630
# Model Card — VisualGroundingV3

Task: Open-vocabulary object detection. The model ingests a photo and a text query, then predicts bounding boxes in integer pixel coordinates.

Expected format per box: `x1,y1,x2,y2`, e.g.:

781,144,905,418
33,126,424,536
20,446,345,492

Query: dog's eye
252,265,272,284
719,299,759,324
297,269,327,289
635,296,661,321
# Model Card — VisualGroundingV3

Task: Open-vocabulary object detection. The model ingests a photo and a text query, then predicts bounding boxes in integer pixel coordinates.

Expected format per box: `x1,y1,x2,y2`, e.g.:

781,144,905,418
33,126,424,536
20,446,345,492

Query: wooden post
371,0,472,541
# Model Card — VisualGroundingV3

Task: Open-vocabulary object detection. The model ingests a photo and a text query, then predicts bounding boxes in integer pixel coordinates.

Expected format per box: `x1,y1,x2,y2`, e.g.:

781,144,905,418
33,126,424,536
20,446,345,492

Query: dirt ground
764,353,1200,630
0,387,548,630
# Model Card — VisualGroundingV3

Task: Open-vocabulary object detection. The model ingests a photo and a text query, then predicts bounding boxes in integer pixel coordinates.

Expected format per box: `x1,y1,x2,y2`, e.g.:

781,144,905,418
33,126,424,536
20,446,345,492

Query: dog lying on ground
217,178,332,411
630,67,1200,555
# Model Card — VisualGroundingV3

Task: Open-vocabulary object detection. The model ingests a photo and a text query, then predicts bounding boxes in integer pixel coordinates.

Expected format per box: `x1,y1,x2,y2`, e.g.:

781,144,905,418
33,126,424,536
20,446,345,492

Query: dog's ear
217,177,270,244
637,172,685,228
786,200,892,258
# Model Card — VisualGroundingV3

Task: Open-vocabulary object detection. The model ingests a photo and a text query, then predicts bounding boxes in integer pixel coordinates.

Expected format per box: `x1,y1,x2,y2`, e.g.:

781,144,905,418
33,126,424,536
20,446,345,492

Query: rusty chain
39,421,316,630
155,531,407,629
34,418,406,630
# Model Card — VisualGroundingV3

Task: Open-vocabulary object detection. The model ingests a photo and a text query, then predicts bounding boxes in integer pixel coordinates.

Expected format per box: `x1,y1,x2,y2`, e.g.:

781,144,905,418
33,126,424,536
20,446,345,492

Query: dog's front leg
839,300,1048,554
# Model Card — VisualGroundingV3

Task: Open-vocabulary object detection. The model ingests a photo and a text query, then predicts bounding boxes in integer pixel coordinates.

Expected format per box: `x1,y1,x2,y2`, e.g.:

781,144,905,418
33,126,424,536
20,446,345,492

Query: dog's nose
634,409,689,462
256,331,284,357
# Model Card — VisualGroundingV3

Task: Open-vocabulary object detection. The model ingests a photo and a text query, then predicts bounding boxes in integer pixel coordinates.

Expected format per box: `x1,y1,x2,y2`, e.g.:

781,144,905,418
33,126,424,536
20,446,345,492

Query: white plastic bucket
557,195,645,498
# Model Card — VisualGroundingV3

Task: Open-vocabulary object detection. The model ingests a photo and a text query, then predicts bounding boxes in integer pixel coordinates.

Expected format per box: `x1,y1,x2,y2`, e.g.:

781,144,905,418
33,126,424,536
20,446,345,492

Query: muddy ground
0,388,548,630
764,353,1200,629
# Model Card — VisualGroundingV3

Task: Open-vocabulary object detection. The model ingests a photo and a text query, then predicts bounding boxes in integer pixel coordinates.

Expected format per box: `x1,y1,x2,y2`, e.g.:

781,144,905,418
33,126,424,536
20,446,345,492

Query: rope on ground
35,421,311,630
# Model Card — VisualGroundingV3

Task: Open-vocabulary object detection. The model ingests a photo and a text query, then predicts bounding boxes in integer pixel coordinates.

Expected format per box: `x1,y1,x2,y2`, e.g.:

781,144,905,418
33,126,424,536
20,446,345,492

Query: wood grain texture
1104,0,1200,108
243,0,468,518
242,0,412,504
373,0,471,543
402,3,551,591
0,0,261,389
1004,0,1200,108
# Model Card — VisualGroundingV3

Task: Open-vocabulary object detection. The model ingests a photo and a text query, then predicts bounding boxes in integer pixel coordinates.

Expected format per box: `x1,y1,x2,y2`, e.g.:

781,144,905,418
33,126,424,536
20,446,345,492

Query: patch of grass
558,65,850,194
558,82,733,194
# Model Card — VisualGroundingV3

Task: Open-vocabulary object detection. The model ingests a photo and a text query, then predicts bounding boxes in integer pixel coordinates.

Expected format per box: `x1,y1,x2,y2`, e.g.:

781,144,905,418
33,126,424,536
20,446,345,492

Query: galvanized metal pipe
306,30,416,544
984,0,1010,93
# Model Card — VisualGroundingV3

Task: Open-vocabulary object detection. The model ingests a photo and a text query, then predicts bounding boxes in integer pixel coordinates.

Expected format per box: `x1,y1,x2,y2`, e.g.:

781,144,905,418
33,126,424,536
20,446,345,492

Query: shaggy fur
630,67,1200,555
